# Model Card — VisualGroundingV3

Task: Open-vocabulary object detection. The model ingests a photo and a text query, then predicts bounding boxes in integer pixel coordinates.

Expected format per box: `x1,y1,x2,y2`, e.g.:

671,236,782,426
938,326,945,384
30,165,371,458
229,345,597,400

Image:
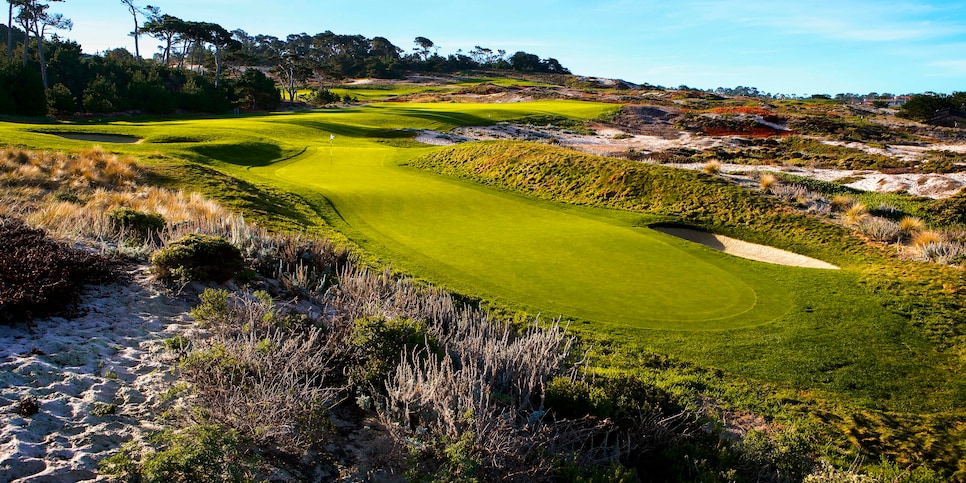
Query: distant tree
203,21,237,87
235,68,279,110
142,13,182,65
119,0,156,62
0,57,46,115
509,51,540,72
19,0,71,89
899,93,951,121
413,36,433,61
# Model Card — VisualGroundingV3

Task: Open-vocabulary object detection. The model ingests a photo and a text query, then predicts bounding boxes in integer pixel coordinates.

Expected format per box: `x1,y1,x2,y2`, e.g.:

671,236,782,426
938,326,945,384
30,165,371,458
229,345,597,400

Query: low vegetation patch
151,233,245,283
0,216,114,322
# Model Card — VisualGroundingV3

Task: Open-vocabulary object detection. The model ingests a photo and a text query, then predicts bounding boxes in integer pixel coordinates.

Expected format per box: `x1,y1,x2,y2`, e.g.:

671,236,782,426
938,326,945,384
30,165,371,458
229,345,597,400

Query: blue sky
45,0,966,95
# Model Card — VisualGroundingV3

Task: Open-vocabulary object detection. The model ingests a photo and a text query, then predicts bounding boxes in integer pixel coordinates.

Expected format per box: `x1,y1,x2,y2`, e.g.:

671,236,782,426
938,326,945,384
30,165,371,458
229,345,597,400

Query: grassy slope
1,101,963,474
410,140,966,473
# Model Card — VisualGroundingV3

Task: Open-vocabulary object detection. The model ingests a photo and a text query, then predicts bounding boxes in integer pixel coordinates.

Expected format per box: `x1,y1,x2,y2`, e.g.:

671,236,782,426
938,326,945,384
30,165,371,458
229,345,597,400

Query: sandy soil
0,264,194,482
654,227,839,269
413,104,966,199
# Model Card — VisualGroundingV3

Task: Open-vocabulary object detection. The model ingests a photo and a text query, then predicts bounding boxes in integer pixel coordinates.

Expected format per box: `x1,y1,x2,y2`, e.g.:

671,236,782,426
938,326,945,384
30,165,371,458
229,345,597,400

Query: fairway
0,101,801,329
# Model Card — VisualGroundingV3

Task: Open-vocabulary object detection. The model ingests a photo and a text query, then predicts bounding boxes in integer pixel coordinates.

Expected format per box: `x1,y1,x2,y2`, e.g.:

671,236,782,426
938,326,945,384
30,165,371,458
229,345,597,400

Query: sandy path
655,227,839,269
0,264,194,482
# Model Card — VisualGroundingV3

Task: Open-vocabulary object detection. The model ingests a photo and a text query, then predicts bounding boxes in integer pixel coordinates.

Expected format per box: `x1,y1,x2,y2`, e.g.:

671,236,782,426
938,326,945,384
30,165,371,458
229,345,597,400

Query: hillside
0,78,965,481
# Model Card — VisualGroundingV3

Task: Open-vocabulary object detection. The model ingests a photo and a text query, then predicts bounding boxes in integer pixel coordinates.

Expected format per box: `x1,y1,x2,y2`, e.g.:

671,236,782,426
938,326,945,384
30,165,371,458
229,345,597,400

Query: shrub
98,424,255,482
842,202,869,225
701,160,721,175
307,87,341,105
47,83,77,116
107,207,165,243
759,173,778,191
857,216,901,243
349,316,437,386
926,188,966,226
830,195,857,212
182,289,345,448
150,233,244,283
0,216,113,322
898,216,925,235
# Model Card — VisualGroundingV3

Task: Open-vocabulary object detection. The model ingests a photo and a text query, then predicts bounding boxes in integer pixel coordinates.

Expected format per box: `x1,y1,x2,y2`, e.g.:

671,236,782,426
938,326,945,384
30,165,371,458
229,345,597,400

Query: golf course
3,97,964,476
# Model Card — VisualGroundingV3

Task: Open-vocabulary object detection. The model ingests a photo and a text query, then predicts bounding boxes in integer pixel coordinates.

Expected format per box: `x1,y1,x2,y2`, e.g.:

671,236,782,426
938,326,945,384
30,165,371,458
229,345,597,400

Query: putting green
264,145,772,328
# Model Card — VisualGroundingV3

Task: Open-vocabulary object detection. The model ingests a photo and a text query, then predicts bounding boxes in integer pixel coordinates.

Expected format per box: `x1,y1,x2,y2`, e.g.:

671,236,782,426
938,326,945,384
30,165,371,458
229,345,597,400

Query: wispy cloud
926,59,966,76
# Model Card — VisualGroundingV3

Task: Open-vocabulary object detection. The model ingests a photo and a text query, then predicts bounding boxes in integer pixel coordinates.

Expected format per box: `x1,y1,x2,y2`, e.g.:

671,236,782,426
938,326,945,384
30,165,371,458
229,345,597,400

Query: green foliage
150,234,244,283
349,316,437,386
107,207,166,242
46,83,77,115
234,69,280,111
899,92,966,121
306,87,341,105
83,75,119,113
0,59,46,116
925,188,966,227
98,424,255,482
189,288,231,326
91,402,119,416
739,427,814,482
556,463,637,483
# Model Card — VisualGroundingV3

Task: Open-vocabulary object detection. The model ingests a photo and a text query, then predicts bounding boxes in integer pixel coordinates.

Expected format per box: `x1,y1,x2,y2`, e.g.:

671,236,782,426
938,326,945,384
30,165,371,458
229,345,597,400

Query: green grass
1,99,964,474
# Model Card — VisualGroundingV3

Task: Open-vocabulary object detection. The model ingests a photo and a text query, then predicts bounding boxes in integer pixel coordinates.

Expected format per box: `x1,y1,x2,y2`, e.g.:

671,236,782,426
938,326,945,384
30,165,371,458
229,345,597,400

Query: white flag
330,135,335,141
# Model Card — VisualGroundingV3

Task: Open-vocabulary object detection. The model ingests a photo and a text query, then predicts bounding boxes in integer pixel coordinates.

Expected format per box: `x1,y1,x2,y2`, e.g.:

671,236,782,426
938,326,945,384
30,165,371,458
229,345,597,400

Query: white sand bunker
50,133,143,144
655,227,839,270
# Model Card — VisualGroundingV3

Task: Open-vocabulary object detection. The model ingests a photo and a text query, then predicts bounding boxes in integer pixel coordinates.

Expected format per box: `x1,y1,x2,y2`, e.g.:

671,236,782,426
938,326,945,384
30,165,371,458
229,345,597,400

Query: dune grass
1,99,964,475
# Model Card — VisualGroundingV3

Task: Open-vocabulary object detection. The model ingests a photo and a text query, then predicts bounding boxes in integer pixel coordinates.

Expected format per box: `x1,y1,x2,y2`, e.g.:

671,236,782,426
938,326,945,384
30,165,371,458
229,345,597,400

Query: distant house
927,107,966,128
862,95,911,107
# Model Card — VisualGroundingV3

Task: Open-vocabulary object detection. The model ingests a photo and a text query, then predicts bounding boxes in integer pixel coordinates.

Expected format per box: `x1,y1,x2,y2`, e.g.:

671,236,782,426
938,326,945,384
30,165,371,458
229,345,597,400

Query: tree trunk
132,18,140,62
163,35,171,64
34,19,46,89
7,3,13,59
20,20,28,66
214,45,221,87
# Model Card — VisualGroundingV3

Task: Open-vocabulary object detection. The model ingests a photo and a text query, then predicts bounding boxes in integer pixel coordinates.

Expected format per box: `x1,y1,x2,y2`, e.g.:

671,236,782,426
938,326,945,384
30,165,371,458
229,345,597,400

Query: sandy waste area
0,264,195,482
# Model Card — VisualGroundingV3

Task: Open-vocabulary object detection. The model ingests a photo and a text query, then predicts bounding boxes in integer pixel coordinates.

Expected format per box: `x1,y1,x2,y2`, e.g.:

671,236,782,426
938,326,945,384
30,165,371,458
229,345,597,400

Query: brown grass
898,216,925,235
758,173,778,191
842,202,869,225
702,159,721,175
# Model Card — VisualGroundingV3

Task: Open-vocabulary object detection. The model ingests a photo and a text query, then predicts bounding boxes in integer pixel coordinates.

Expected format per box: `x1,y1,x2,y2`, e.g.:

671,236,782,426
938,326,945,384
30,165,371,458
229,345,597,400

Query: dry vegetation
3,145,958,481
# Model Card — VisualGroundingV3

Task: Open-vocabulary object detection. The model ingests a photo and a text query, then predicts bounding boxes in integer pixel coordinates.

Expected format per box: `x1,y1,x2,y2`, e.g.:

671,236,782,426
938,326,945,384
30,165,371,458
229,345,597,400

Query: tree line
0,0,570,117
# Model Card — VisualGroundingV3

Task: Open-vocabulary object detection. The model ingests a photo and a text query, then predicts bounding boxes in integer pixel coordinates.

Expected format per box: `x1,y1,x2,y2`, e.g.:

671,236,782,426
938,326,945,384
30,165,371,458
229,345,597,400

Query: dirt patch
655,227,839,269
49,133,143,144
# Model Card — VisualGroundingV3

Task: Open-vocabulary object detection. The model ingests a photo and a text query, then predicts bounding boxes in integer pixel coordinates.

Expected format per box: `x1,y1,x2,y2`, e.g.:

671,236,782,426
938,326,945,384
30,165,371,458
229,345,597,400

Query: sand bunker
655,227,839,270
50,133,143,144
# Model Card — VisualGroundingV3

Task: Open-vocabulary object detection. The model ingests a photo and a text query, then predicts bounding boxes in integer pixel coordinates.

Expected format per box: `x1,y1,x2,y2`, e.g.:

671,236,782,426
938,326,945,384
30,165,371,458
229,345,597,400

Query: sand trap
655,227,839,269
50,133,143,144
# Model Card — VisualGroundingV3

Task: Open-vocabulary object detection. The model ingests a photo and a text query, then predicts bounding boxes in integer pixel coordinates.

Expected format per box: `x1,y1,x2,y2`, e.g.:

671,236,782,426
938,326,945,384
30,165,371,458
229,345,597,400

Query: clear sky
41,0,966,95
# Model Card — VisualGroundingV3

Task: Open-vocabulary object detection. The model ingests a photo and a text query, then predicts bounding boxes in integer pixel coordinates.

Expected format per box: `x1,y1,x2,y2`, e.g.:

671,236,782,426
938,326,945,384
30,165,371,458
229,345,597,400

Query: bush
47,83,77,115
349,316,437,386
150,233,244,283
857,216,901,243
0,216,113,322
307,87,341,106
107,207,165,243
98,424,255,482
